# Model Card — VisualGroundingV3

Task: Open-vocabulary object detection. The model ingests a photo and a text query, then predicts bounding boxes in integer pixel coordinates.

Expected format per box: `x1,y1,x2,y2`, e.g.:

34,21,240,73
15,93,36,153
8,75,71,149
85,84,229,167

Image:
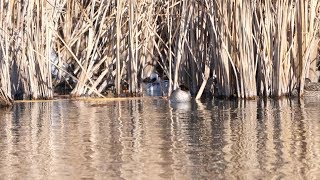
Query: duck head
179,84,189,92
142,72,160,84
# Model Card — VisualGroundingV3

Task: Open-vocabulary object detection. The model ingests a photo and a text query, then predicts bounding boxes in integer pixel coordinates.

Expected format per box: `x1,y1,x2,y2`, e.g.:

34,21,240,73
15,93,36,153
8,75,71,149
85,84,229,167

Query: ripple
0,99,319,178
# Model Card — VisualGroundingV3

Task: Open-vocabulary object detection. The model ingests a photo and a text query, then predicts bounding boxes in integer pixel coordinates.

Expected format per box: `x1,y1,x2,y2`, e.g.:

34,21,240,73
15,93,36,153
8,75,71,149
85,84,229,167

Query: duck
142,72,155,82
169,85,191,103
304,78,320,98
304,78,320,91
143,72,161,91
143,72,169,96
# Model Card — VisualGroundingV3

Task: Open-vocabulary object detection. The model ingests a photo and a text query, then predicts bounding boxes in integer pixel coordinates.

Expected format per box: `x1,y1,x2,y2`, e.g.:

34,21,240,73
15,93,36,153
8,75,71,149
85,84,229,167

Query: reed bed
0,0,319,104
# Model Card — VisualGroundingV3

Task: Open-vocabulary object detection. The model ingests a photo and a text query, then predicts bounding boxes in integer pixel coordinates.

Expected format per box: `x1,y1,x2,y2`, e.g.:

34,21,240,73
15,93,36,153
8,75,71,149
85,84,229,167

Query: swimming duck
143,72,168,96
169,85,191,103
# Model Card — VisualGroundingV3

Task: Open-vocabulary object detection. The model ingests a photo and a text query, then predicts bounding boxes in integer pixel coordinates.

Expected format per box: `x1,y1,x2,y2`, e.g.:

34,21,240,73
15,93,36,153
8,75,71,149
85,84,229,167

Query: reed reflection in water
0,98,320,179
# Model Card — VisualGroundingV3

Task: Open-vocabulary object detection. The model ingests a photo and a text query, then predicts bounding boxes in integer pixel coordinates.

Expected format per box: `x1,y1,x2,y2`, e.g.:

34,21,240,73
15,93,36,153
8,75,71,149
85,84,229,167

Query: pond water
0,97,320,179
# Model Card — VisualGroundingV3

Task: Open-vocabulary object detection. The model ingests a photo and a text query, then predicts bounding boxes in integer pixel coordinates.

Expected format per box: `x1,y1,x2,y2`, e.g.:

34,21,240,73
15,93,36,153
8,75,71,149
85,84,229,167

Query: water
0,97,320,179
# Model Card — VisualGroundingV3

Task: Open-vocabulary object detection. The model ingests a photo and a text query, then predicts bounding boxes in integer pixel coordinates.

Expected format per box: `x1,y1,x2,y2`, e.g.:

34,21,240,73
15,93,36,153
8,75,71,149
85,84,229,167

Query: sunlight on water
0,98,320,179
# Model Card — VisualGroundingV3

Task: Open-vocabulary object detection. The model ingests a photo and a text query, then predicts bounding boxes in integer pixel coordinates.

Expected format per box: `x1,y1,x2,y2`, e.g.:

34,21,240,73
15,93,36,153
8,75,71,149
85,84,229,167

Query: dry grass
0,0,319,104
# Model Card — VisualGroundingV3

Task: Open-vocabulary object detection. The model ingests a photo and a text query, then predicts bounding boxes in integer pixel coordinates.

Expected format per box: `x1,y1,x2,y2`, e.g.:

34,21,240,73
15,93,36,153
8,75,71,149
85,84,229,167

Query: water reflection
0,98,320,179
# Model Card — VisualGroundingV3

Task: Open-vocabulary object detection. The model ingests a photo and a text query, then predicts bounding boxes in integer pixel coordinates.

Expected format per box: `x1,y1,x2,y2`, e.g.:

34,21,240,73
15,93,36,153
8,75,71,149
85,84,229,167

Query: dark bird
304,78,320,91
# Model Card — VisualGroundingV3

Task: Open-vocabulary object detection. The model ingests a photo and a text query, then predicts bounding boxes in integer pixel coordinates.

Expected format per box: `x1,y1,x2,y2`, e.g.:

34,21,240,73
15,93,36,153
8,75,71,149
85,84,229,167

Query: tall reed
0,0,63,101
0,0,319,103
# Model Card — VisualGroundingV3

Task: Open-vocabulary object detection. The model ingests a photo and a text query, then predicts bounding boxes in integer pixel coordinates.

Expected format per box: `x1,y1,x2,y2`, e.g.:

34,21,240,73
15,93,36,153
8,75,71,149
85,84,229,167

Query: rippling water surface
0,97,320,179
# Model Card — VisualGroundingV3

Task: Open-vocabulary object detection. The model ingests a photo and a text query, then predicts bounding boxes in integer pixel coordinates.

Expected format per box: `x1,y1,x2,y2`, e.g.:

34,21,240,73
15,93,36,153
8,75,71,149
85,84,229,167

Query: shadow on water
0,98,320,179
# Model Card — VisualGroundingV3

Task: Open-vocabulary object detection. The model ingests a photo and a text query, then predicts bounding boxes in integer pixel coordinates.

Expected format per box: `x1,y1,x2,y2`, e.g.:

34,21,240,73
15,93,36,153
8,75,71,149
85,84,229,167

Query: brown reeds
203,0,319,98
0,0,62,101
0,0,319,104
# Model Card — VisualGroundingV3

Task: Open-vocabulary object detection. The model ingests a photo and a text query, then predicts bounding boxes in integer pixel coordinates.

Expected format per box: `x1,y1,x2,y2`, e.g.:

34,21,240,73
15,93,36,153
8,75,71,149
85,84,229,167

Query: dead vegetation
0,0,319,105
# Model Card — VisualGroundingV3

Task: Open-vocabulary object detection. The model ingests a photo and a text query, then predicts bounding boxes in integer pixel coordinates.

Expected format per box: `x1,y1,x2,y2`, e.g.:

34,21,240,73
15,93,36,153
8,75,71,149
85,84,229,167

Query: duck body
303,78,320,98
143,73,169,96
305,82,320,91
169,88,191,103
145,81,161,95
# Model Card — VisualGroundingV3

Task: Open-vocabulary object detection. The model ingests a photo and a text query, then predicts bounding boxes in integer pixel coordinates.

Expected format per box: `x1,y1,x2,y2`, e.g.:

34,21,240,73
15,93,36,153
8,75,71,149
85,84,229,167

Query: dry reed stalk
0,0,13,105
65,1,106,96
0,88,13,107
1,0,319,102
128,1,137,94
116,0,123,96
173,1,189,90
275,0,291,97
235,0,257,98
256,0,273,97
0,0,64,101
206,0,235,97
167,0,173,96
57,0,159,97
189,5,198,96
297,0,320,96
